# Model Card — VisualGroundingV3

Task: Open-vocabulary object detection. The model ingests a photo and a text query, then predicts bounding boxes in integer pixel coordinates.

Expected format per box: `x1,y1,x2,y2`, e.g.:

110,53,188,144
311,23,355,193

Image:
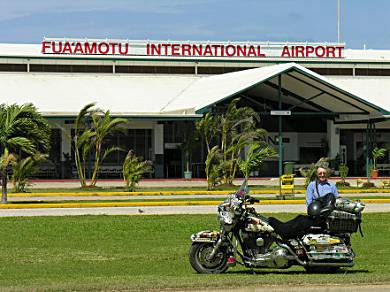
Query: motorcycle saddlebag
326,210,361,233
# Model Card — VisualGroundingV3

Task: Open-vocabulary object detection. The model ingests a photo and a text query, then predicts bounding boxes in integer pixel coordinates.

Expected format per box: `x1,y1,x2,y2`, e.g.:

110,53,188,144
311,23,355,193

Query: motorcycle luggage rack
326,210,361,233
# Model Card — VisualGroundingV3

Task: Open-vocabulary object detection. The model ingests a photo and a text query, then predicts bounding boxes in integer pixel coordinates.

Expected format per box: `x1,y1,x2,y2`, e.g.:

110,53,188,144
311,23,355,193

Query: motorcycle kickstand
250,268,256,275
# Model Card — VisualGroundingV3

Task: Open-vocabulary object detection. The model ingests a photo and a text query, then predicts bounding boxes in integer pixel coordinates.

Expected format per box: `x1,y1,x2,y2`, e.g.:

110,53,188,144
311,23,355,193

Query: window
309,68,353,75
0,63,27,72
30,64,112,73
115,65,195,74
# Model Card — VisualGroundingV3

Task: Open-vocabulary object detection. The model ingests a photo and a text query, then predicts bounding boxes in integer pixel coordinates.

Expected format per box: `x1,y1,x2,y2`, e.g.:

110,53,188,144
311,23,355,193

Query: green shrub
122,150,153,191
12,154,46,192
361,182,375,188
335,181,350,188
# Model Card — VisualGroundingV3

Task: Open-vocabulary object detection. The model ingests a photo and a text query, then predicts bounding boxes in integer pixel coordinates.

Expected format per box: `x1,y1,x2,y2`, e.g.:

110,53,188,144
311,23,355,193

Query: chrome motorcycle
189,181,364,274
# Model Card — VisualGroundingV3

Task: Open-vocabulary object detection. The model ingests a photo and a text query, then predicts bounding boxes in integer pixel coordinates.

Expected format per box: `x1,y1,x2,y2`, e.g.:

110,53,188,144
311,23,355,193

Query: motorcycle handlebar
244,195,259,204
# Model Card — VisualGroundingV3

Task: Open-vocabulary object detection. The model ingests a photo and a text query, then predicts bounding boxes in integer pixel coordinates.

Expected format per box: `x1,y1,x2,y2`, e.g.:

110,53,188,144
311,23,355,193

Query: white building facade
0,39,389,178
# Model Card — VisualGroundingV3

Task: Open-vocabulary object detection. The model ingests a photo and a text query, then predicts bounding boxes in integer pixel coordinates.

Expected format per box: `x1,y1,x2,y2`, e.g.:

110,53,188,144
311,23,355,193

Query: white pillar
154,124,164,155
153,124,164,178
327,120,340,159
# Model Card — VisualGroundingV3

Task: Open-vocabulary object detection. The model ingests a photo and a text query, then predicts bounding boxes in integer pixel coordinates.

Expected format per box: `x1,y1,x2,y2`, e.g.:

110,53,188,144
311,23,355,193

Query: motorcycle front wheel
189,242,228,274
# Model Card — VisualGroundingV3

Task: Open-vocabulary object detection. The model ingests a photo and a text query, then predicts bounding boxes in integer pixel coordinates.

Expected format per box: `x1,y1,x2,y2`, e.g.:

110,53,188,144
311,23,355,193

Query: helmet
322,193,336,208
307,193,336,218
307,200,323,217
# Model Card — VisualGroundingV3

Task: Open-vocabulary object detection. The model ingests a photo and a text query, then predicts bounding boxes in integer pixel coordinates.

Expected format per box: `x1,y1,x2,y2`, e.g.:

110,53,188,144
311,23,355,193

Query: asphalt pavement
1,177,389,217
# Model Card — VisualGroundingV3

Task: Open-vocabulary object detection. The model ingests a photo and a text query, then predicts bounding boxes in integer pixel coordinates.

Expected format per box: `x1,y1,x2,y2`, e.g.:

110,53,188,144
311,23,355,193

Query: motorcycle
189,180,364,274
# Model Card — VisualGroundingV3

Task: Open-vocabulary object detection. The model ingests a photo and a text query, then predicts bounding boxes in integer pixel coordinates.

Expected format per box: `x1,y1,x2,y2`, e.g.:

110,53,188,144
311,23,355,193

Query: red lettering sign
41,39,345,59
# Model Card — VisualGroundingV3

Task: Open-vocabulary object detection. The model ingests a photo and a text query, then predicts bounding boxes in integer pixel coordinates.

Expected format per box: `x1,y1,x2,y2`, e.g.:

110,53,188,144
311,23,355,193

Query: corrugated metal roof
0,72,200,116
327,76,390,112
162,63,389,119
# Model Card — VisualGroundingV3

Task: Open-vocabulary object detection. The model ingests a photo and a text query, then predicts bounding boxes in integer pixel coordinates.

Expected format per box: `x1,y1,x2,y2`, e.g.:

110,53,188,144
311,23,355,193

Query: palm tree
238,143,277,180
73,104,127,187
372,147,387,170
90,111,127,186
73,103,97,187
205,146,222,190
0,103,50,203
197,98,270,187
196,112,216,153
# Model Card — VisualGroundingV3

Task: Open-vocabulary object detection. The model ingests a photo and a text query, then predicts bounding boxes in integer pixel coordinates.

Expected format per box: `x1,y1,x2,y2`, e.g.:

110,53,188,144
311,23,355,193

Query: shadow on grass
227,269,370,275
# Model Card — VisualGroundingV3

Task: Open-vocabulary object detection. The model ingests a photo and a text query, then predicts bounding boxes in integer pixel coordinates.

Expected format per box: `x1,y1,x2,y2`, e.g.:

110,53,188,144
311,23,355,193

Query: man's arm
332,183,339,197
306,182,314,207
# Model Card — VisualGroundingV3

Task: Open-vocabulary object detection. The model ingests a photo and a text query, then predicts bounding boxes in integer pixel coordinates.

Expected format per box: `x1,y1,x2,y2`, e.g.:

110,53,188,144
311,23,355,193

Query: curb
8,189,390,197
1,198,390,209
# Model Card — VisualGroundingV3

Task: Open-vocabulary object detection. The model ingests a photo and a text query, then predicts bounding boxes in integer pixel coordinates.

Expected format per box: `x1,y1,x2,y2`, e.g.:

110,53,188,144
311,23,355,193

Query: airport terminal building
0,38,389,178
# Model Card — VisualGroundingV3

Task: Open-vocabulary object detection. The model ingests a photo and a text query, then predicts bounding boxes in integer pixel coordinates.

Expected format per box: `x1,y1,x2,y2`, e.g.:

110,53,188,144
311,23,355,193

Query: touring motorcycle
189,181,364,274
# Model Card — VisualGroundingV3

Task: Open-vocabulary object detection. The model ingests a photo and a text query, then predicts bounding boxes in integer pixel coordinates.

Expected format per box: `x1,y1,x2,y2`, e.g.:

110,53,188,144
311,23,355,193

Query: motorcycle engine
241,231,274,256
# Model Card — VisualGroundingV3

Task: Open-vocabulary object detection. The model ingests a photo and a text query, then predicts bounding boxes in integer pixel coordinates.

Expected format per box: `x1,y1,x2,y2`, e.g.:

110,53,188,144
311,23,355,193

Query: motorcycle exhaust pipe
277,243,307,266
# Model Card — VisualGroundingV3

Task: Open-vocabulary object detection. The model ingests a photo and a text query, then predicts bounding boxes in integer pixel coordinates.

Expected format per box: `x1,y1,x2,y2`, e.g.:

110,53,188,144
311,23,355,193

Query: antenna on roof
337,0,341,43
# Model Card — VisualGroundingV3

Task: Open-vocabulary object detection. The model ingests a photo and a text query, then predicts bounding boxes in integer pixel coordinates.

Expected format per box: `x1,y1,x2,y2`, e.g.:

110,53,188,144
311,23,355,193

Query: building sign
270,110,291,116
41,38,345,59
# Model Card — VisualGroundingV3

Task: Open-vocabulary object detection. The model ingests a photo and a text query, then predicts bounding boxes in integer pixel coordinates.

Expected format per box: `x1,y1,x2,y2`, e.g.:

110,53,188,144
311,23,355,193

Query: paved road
0,203,389,217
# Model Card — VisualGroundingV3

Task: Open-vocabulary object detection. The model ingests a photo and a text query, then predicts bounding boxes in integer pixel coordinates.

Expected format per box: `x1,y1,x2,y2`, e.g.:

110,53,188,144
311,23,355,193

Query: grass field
0,213,389,291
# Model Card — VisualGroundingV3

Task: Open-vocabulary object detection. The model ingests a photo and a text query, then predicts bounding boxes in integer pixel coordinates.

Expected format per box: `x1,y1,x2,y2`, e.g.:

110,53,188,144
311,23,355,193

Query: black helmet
307,193,336,218
307,200,323,217
322,193,336,208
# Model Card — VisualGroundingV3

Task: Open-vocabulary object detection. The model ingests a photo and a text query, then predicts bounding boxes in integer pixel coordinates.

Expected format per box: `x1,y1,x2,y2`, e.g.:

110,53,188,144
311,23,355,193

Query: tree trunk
90,143,101,187
1,168,7,204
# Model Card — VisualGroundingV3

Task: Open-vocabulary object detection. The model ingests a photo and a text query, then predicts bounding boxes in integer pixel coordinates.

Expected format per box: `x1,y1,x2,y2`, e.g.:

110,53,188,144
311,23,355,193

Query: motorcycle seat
268,215,316,239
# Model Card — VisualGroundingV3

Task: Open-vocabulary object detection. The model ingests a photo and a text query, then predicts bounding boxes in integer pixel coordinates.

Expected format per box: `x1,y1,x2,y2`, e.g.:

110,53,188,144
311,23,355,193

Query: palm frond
102,146,124,161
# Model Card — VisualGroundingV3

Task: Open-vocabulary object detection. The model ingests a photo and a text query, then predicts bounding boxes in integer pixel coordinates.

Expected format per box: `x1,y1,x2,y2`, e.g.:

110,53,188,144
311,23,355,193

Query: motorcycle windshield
235,179,249,199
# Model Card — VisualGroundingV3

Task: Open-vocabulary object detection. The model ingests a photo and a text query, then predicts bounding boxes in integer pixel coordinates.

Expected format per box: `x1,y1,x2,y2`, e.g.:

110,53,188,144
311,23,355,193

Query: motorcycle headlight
219,210,234,225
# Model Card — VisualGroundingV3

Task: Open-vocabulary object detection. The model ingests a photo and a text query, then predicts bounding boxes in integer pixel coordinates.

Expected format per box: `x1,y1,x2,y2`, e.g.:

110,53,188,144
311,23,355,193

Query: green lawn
0,213,389,291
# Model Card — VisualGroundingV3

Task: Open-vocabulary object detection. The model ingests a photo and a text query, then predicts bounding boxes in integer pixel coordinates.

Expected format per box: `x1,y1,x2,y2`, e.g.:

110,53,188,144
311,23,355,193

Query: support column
278,75,283,177
153,124,164,178
327,120,340,159
365,121,376,178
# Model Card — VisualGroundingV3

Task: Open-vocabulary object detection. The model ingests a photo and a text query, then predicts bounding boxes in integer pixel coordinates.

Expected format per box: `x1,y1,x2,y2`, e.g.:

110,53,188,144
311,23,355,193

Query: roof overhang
161,63,388,122
0,63,388,122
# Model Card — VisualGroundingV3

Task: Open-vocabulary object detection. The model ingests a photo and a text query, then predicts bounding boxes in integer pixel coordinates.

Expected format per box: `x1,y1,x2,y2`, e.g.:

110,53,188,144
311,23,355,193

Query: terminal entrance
164,148,182,178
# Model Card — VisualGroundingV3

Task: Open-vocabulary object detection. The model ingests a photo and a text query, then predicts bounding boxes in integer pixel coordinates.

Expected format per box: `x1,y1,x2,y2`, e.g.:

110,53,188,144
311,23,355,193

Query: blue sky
0,0,388,49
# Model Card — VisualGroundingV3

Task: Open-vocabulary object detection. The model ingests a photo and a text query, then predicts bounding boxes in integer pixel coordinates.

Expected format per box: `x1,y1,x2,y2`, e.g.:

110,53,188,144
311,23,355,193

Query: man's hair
316,166,327,173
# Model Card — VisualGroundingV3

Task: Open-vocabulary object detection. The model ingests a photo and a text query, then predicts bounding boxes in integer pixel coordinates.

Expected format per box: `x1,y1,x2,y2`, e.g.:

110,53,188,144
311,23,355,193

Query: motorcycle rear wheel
189,242,228,274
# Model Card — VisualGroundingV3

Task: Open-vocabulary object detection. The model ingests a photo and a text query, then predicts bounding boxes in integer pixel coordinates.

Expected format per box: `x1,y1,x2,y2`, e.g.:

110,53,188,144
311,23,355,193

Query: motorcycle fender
190,230,220,243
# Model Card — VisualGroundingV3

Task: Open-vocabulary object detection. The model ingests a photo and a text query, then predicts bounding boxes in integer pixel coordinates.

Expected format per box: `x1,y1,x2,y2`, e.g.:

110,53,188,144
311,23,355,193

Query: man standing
306,166,339,208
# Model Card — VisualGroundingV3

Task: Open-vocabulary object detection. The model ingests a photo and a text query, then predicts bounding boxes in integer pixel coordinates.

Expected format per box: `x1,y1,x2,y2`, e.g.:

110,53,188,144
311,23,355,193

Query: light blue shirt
306,180,339,207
